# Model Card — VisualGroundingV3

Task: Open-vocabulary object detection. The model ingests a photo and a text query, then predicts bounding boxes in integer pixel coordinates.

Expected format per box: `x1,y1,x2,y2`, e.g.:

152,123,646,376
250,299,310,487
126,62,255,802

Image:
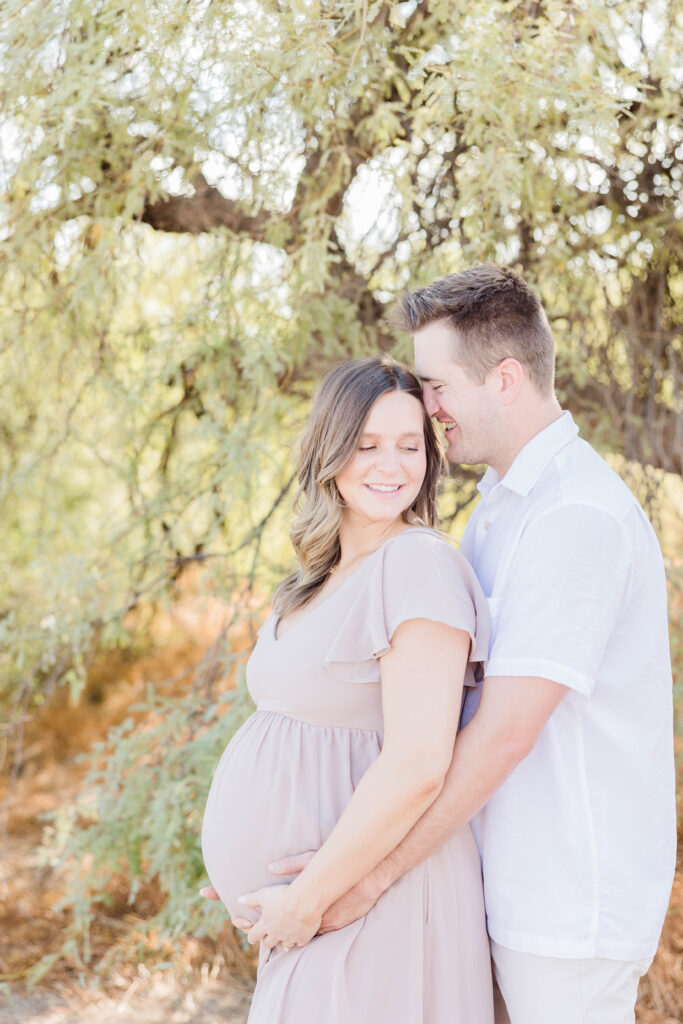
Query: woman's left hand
238,884,322,951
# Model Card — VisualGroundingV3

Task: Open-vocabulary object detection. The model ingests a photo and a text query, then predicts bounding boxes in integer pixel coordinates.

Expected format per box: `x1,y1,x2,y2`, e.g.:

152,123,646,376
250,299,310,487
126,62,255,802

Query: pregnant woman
201,357,494,1022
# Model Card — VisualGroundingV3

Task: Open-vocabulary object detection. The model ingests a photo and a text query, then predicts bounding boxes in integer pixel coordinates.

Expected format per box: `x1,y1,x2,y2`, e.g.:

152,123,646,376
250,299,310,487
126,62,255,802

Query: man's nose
422,384,440,417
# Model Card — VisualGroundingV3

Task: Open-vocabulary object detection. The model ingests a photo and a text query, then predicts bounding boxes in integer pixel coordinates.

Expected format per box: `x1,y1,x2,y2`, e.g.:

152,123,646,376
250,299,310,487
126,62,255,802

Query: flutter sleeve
323,529,490,684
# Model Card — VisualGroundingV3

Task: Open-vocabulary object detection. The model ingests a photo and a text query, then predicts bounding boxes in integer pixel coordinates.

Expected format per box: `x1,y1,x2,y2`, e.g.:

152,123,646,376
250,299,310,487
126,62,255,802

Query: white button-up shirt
461,411,676,961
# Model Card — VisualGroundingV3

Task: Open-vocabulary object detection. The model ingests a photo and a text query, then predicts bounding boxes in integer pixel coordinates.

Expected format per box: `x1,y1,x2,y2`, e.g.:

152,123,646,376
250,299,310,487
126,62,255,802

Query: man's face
413,319,502,467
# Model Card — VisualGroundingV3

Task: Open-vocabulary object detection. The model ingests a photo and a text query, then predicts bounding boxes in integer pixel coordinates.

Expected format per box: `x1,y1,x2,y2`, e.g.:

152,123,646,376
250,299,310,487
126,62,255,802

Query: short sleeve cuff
484,656,593,697
323,528,490,683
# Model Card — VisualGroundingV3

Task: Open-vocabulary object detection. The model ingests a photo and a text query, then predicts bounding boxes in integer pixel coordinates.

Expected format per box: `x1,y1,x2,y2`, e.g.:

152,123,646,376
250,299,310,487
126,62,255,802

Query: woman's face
335,390,428,526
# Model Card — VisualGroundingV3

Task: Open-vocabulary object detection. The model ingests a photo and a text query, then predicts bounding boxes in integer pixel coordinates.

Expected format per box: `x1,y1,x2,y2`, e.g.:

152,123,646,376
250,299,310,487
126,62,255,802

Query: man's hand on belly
199,850,382,934
315,875,380,933
199,885,220,900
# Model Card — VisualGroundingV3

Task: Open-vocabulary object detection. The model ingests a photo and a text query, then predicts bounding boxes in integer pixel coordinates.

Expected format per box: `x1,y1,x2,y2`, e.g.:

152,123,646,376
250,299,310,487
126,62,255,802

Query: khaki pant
491,940,652,1024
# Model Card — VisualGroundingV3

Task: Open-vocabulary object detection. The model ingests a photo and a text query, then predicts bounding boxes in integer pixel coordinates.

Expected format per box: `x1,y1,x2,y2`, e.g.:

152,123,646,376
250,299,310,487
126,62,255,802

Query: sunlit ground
1,561,681,1024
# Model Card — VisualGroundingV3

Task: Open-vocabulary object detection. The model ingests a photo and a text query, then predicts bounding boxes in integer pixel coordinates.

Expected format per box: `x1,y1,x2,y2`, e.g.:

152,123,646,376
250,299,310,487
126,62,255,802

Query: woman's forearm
288,751,446,916
285,621,473,922
364,720,503,898
361,675,566,900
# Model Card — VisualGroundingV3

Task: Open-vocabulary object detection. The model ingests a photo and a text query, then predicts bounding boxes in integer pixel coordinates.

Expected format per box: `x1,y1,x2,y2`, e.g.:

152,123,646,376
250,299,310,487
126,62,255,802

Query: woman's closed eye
358,445,421,453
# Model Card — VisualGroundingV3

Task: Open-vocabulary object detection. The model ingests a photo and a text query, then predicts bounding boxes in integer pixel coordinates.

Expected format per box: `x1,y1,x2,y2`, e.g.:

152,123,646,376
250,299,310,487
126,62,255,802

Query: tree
0,0,680,969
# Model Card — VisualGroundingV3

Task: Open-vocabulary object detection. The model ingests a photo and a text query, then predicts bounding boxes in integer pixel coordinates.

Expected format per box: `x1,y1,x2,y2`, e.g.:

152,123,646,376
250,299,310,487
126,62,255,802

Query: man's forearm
365,712,520,898
365,674,566,899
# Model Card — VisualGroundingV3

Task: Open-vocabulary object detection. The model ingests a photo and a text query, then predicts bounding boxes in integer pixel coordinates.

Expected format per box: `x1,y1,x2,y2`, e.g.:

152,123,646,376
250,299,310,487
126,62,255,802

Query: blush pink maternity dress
201,527,494,1023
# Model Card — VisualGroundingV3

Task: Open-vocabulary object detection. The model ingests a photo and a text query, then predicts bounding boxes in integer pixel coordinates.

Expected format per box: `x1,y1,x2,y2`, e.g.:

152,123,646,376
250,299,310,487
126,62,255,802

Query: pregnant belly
201,709,380,922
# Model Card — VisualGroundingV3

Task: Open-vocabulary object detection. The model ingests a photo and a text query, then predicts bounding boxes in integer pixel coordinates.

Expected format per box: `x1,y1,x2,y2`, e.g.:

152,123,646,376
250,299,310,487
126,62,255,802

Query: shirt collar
477,411,579,498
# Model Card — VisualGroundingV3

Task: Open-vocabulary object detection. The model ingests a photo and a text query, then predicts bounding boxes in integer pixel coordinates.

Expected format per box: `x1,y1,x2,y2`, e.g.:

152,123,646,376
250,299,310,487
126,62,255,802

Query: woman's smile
364,482,405,496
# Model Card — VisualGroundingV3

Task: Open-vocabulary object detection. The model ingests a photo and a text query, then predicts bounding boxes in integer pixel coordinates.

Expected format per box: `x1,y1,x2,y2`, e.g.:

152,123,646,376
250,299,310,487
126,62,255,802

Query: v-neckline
273,555,372,642
272,526,433,642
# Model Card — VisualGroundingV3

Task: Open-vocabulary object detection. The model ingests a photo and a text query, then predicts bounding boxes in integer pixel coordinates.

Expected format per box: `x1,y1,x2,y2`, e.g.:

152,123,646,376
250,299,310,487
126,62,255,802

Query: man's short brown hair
399,264,555,394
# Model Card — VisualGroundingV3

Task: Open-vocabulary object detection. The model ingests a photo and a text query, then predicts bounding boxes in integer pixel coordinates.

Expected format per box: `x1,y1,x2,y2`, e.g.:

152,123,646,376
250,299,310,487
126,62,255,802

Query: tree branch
140,175,271,237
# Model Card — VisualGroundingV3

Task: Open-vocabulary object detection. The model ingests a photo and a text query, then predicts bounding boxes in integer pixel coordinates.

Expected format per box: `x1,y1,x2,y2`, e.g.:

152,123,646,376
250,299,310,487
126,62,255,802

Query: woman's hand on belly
200,885,254,933
239,883,322,952
267,850,380,934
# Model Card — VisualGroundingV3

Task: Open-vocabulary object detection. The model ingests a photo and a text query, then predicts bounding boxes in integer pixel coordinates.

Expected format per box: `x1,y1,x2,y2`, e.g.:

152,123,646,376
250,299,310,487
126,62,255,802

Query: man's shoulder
534,435,639,525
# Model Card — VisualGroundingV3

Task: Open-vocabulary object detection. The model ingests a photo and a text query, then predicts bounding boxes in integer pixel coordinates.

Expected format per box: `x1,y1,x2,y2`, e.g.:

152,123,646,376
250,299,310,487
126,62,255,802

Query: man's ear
495,358,524,405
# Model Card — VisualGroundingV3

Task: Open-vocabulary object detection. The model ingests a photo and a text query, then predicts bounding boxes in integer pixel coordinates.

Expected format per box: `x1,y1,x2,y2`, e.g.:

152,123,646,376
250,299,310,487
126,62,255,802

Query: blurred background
0,1,681,1021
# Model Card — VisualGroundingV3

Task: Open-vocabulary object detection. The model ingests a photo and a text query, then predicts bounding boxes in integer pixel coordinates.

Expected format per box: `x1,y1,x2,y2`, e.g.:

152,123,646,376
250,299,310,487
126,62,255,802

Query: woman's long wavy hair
272,357,446,620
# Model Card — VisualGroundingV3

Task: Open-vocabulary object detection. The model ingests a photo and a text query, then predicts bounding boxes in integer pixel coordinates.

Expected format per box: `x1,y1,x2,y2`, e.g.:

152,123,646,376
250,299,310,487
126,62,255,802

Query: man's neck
490,400,563,478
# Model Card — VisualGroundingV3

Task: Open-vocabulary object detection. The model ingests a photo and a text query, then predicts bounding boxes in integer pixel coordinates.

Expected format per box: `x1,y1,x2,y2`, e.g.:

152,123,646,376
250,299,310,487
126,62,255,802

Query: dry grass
0,585,258,998
636,870,683,1024
0,580,681,1022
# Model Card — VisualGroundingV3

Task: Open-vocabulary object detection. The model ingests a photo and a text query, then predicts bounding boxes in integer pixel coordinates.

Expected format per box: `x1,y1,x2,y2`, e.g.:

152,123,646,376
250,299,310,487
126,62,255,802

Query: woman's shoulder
324,527,490,679
382,526,473,574
382,526,486,608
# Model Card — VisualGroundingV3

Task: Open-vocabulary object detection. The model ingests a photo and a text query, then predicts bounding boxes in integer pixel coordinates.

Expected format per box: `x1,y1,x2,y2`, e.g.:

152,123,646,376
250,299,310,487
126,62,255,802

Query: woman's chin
351,508,412,527
345,494,419,526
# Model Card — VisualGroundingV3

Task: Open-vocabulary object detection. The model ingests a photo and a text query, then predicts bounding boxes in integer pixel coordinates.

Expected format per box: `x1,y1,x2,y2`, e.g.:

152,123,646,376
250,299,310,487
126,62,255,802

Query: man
206,265,676,1024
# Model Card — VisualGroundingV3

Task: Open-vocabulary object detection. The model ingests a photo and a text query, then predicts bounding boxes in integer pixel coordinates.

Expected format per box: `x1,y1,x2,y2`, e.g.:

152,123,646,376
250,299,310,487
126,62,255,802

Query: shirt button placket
479,489,506,538
475,495,496,552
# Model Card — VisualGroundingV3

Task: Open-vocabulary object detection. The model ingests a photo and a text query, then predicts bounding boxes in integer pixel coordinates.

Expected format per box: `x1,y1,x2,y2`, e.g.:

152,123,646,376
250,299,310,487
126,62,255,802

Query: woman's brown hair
272,356,445,619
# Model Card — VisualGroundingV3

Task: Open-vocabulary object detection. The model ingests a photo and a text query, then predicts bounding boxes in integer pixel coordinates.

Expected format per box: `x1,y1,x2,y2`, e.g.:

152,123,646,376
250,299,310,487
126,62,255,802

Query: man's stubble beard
446,430,504,472
446,438,490,469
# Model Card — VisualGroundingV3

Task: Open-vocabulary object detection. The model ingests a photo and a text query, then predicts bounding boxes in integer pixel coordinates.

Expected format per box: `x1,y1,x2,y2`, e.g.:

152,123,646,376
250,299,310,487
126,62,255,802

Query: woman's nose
373,448,403,474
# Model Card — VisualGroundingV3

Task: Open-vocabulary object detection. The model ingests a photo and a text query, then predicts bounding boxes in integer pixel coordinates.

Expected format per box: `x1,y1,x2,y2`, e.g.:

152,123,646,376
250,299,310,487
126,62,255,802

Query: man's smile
437,418,458,437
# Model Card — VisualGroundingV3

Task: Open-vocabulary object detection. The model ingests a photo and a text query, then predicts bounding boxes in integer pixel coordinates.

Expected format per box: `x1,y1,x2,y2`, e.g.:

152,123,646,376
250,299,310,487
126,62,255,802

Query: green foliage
39,659,255,976
2,0,681,707
0,0,681,972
